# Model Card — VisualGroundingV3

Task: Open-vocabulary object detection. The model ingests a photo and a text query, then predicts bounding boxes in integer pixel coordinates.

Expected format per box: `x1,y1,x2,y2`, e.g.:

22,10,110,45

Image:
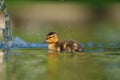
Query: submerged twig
0,0,13,45
0,0,13,60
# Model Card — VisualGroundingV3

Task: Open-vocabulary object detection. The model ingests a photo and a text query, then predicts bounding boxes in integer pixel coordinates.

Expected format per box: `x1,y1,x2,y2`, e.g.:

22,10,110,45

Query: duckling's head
46,32,59,44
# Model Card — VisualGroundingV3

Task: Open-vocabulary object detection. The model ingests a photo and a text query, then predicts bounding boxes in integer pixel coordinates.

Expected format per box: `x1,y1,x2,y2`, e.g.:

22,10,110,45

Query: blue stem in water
0,0,13,61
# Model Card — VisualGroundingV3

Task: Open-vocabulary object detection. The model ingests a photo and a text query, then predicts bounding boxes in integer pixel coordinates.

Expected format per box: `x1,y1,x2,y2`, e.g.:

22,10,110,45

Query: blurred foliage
3,0,120,43
5,0,120,2
5,0,120,10
5,0,120,4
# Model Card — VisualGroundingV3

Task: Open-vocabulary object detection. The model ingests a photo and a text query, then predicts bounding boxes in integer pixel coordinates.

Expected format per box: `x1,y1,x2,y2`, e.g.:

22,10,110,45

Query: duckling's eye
49,37,52,38
46,36,52,39
47,37,52,39
49,35,55,38
46,35,55,39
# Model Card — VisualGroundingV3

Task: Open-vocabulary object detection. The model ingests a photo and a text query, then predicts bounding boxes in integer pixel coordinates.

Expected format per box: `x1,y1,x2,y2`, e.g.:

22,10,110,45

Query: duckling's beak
43,41,46,44
43,40,48,44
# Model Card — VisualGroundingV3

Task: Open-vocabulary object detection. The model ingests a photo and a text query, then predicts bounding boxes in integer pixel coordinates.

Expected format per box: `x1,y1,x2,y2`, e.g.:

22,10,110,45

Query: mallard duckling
45,32,83,52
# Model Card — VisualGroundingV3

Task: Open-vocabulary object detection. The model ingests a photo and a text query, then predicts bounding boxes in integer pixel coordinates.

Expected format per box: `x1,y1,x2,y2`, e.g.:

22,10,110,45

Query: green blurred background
1,0,120,43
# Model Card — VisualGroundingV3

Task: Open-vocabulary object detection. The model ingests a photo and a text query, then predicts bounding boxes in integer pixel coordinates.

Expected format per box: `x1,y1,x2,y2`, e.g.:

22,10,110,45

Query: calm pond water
0,50,120,80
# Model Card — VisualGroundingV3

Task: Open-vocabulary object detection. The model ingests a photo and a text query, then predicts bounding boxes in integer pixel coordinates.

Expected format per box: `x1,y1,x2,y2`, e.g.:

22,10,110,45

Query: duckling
45,32,83,52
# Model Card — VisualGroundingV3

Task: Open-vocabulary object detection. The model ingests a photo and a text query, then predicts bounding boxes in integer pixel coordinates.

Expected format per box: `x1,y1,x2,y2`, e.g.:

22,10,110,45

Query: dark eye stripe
46,35,55,39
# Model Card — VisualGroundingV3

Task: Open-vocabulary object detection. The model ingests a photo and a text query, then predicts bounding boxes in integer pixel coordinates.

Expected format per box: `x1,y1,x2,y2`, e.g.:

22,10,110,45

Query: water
0,50,120,80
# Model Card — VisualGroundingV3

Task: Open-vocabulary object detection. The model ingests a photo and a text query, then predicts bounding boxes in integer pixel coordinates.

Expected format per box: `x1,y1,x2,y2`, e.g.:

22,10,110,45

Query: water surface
0,50,119,80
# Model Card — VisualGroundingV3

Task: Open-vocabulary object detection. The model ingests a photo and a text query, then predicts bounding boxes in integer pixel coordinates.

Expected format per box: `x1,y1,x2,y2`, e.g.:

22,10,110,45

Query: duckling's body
60,40,83,52
46,32,83,52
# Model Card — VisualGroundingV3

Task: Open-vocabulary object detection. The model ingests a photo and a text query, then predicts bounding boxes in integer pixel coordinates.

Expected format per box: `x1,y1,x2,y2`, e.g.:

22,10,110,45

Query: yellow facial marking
46,34,58,44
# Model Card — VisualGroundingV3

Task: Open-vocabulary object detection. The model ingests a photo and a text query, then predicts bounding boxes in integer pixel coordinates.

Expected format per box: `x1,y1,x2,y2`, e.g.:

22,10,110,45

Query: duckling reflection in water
45,32,83,53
